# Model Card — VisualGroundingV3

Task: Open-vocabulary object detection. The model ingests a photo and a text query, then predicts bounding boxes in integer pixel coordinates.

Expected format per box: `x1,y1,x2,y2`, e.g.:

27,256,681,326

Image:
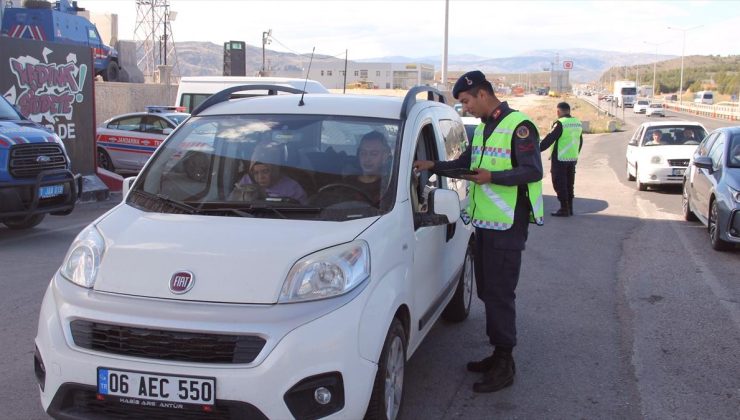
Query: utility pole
668,25,702,104
343,49,348,94
645,40,669,99
441,0,449,90
262,29,272,76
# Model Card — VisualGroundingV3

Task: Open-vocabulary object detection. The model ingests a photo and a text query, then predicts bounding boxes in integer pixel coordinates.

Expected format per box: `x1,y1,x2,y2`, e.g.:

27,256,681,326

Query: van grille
9,143,67,178
70,320,266,364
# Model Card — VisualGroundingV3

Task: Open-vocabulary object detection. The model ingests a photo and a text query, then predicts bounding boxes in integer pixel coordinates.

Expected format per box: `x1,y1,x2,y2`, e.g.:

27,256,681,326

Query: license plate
97,368,215,406
672,168,686,176
39,184,64,198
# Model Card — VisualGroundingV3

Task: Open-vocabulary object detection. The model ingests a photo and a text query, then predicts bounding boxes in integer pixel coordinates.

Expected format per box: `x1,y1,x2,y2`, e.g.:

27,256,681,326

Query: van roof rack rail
191,84,304,116
400,86,446,119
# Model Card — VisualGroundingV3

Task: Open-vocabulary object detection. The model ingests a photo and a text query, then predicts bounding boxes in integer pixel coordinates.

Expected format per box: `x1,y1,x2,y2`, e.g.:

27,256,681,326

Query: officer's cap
452,70,490,99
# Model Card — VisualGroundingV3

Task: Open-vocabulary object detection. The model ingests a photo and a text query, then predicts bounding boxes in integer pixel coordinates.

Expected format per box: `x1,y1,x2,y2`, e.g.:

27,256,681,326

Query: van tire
103,61,120,82
442,243,474,323
23,0,52,9
365,318,406,420
3,214,46,230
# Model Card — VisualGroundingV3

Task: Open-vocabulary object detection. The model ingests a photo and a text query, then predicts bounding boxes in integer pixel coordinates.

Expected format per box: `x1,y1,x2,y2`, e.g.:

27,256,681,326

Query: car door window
698,132,718,157
142,116,169,134
708,135,725,171
411,123,441,218
438,119,468,198
112,116,143,132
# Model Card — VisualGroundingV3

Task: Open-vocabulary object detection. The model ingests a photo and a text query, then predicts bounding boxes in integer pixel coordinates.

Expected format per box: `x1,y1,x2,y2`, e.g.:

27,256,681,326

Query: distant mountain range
170,43,676,82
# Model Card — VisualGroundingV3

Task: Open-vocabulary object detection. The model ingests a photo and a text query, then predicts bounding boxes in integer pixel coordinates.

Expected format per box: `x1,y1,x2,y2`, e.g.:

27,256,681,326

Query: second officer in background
539,102,583,216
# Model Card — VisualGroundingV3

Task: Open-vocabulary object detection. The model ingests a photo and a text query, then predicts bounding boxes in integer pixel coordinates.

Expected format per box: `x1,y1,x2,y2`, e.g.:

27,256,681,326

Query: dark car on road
682,126,740,251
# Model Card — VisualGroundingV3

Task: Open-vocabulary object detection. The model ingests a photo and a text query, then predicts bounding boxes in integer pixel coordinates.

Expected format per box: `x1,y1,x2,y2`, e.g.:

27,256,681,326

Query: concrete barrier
94,82,178,125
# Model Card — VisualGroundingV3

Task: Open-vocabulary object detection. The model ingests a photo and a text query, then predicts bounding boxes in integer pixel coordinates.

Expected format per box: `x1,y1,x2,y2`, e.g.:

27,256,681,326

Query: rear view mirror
693,156,713,171
122,176,136,200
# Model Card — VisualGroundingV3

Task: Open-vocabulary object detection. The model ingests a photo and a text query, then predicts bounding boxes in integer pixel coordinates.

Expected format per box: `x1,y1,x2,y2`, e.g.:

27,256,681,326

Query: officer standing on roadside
539,102,583,216
413,71,543,393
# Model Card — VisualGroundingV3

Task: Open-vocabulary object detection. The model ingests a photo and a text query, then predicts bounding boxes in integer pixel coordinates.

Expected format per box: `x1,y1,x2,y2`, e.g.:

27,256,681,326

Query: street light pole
644,40,669,99
261,29,272,76
668,25,702,105
441,0,449,91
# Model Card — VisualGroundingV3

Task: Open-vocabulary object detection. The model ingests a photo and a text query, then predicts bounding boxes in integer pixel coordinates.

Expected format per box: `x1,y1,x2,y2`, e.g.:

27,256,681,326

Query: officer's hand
413,160,434,173
464,168,492,185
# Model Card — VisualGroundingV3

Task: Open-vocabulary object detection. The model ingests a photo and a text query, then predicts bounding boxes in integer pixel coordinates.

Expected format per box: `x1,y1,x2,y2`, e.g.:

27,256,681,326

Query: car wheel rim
98,151,111,170
384,336,404,420
709,202,718,243
463,251,473,312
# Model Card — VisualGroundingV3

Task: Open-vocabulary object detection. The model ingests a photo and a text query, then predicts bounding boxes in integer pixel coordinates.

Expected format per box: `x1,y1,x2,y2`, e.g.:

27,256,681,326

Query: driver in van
344,130,392,203
235,142,307,204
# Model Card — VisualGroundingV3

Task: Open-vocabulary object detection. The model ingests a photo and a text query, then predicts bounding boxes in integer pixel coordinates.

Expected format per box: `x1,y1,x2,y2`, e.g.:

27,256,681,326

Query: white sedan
626,121,707,190
633,100,650,114
646,103,665,117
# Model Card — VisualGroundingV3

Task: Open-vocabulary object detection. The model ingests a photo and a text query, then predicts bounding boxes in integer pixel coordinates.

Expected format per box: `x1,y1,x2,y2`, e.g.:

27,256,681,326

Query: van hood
0,120,58,149
94,204,378,304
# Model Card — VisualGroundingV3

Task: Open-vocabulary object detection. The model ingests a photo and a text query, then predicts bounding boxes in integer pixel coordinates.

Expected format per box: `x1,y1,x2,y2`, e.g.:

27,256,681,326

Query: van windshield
621,87,637,95
0,98,21,120
129,114,401,221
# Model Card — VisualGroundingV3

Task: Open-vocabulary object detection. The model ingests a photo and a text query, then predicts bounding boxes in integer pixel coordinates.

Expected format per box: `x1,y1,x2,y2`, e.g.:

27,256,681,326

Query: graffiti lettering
10,60,80,92
17,90,74,115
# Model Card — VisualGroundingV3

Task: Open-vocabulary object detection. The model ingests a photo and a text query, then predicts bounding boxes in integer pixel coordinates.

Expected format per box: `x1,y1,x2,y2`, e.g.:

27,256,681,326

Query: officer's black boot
568,198,574,216
473,353,515,393
466,353,496,373
551,200,569,217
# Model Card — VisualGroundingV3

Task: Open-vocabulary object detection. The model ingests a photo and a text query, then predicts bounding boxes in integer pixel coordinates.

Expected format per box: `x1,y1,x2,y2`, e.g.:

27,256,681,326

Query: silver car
96,107,189,172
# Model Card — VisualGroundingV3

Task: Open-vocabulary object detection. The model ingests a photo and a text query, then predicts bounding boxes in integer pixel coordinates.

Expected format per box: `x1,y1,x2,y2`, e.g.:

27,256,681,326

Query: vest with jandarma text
554,117,582,162
462,112,544,230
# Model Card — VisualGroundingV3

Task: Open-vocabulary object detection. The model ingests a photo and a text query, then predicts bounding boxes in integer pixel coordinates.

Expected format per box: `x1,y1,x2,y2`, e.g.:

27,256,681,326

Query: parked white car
645,103,665,117
35,85,474,419
626,121,707,190
633,99,650,114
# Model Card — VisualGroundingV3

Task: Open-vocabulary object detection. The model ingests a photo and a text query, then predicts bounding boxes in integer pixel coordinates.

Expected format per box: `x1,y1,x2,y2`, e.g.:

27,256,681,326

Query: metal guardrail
653,99,740,121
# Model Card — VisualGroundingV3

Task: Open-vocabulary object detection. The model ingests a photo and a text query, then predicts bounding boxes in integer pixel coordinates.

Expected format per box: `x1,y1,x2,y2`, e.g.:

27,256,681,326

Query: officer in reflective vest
539,102,583,216
414,70,544,393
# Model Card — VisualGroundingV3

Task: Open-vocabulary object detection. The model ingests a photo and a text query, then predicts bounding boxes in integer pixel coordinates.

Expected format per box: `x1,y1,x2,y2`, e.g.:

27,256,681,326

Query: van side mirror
122,176,136,201
414,189,460,228
693,156,713,172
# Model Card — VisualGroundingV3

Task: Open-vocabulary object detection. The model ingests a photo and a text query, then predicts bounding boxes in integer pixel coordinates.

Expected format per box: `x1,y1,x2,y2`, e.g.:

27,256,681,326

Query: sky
79,0,739,60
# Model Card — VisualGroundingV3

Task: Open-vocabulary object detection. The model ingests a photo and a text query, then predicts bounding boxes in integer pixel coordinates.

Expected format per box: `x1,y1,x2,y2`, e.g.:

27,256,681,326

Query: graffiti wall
0,37,95,174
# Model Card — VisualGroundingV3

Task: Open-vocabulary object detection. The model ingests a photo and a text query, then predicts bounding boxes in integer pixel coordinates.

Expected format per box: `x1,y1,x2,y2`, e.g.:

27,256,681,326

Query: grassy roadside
516,96,622,135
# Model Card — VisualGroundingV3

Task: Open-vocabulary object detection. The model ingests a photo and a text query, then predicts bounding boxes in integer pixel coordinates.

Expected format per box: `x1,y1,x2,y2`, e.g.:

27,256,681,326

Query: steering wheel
316,183,375,205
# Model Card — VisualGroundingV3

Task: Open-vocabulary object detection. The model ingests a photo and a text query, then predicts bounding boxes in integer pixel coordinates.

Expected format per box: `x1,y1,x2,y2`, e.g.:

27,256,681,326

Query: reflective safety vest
463,111,544,230
554,117,582,162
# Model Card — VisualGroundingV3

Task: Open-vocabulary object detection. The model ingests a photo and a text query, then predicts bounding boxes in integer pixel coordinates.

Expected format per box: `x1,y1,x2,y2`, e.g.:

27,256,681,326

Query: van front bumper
36,274,376,419
0,169,81,219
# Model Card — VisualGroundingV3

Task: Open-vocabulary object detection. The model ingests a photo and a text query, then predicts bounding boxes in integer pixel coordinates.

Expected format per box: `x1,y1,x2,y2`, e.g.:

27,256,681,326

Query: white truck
614,80,637,108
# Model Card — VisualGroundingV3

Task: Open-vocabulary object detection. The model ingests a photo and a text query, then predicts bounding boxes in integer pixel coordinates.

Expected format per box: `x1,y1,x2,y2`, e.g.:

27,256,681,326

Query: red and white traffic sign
563,61,573,70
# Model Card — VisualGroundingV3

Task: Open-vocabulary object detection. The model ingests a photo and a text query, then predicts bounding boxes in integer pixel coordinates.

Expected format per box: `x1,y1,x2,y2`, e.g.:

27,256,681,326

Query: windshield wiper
130,190,199,214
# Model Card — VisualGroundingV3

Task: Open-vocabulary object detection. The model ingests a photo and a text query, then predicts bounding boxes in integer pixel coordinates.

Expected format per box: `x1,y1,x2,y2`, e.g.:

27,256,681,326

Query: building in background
271,61,434,89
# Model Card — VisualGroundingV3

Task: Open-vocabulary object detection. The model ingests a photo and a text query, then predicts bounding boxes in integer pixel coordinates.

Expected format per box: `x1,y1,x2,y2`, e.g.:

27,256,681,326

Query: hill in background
169,42,677,83
600,55,740,95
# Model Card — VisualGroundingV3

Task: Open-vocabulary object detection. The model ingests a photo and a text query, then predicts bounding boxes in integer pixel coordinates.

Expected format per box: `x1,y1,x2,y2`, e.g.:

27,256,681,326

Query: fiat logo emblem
169,271,195,294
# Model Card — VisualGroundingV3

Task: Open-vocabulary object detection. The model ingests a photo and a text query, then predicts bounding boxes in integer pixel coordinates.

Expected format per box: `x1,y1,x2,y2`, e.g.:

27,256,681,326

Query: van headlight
279,241,370,303
60,225,106,288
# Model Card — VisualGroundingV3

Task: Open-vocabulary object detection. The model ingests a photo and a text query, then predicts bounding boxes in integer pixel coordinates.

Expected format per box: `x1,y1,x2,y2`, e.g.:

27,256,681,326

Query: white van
175,76,329,113
35,85,475,419
693,90,714,105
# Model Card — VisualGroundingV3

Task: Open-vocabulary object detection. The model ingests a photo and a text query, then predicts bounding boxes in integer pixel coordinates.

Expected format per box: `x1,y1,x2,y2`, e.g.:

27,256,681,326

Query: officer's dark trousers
551,161,577,206
473,229,521,348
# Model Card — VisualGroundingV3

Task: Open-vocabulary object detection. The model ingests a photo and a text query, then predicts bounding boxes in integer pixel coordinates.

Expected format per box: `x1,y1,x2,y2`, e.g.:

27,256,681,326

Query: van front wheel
365,318,406,420
442,243,474,322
